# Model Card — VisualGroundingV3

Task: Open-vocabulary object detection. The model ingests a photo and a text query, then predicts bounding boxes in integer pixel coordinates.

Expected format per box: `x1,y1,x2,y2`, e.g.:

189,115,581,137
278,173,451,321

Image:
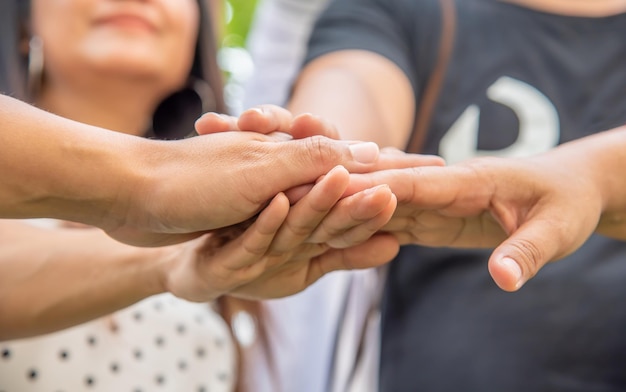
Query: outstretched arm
348,126,626,291
0,164,398,340
0,94,405,246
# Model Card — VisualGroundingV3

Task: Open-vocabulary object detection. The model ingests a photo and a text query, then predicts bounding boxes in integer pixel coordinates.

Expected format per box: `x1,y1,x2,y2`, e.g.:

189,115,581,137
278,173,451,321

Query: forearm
288,51,415,147
0,95,145,228
0,221,166,340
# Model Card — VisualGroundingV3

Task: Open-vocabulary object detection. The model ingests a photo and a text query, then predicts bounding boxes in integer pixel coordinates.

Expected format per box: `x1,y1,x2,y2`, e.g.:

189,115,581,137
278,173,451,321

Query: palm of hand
162,165,400,302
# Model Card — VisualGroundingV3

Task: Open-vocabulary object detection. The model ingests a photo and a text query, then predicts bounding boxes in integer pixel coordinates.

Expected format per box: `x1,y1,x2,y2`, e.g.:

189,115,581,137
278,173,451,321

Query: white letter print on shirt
439,76,560,164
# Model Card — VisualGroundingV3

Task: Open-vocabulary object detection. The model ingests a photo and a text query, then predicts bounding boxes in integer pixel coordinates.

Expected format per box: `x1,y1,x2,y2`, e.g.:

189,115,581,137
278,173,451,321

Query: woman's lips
95,13,158,33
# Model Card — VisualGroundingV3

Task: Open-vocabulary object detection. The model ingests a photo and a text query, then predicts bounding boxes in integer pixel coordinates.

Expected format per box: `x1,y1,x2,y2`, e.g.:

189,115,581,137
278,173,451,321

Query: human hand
345,155,604,292
197,105,445,170
108,129,394,246
195,104,341,139
158,165,399,301
195,105,445,201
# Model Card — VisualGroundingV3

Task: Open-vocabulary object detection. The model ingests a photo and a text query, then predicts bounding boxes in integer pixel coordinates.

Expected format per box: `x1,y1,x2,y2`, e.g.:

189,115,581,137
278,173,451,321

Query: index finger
344,166,479,207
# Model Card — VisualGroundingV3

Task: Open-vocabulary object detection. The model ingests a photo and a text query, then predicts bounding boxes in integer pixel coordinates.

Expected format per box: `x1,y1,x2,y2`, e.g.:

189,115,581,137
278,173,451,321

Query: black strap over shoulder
405,0,457,153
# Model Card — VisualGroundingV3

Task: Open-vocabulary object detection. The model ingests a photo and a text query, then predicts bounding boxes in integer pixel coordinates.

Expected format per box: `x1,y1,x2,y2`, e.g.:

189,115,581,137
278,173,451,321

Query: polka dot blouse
0,294,236,392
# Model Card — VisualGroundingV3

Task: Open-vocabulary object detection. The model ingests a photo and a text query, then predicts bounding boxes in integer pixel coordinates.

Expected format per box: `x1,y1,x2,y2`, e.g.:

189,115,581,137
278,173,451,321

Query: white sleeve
241,269,382,392
242,0,331,108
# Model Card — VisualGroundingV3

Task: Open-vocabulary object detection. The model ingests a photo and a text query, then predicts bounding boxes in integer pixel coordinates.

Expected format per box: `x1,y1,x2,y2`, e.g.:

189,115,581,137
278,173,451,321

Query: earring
150,77,217,140
27,36,44,98
188,77,217,114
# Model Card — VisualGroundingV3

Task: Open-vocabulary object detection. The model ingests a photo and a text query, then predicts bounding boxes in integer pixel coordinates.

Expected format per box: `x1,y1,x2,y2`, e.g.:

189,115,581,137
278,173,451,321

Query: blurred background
219,0,259,114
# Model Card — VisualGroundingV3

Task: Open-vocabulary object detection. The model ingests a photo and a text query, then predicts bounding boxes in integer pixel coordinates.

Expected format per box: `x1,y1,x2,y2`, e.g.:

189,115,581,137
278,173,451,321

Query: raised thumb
488,219,561,292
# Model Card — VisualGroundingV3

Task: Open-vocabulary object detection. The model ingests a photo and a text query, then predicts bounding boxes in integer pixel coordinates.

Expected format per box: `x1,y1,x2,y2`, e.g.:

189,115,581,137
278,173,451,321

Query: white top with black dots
0,294,236,392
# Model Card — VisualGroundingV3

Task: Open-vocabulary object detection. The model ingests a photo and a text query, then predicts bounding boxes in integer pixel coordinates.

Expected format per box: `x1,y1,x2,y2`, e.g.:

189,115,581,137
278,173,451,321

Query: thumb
247,138,381,206
276,137,381,175
194,112,239,134
488,218,563,292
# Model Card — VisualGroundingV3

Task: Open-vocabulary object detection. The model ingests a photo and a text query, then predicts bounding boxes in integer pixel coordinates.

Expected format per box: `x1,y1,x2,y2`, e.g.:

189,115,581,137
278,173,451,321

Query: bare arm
283,50,626,292
0,164,400,340
288,50,416,148
0,221,164,339
570,127,626,240
0,95,139,228
348,126,626,291
0,94,404,246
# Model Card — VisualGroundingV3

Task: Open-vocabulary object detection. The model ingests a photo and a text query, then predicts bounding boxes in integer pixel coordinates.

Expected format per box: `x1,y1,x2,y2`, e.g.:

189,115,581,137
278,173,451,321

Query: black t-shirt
0,1,23,97
307,0,626,391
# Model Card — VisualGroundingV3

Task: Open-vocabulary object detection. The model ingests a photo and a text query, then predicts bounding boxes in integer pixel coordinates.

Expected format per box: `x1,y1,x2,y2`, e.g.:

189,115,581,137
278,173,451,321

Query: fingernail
249,107,264,115
500,257,524,289
349,142,379,163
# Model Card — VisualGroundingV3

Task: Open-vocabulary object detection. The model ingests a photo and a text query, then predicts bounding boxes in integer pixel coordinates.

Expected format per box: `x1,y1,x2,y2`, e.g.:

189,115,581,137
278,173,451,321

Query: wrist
571,128,625,215
38,120,149,230
0,98,143,226
124,245,170,299
74,132,172,236
589,127,626,233
547,127,626,234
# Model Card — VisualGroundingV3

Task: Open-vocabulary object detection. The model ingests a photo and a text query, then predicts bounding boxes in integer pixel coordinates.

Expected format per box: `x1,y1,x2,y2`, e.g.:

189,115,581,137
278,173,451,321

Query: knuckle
303,136,342,165
323,226,346,241
508,238,544,278
242,240,269,258
287,221,317,238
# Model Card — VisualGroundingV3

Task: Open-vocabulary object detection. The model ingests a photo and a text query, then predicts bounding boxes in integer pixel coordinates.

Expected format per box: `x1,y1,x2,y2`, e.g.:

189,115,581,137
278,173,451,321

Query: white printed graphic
439,76,560,164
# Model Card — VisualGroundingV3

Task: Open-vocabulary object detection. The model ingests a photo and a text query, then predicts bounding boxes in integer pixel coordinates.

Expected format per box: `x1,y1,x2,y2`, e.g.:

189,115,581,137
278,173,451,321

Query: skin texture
281,33,626,291
0,0,442,339
0,95,433,246
345,126,626,291
425,128,625,288
32,0,199,133
0,162,400,339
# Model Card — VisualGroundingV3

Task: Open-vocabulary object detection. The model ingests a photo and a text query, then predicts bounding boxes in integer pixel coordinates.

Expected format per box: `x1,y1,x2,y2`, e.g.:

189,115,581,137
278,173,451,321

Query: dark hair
0,0,226,139
150,0,227,139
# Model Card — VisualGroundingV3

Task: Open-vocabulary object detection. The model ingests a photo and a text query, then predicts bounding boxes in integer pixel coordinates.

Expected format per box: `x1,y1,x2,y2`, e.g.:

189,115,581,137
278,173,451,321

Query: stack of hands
110,105,626,302
2,100,624,340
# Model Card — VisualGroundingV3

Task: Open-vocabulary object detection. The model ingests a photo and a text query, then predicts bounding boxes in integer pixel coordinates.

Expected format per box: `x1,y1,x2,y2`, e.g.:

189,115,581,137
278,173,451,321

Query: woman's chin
83,56,180,85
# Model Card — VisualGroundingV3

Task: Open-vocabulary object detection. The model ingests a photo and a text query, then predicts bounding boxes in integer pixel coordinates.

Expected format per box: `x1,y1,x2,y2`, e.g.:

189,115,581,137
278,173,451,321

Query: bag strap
405,0,457,153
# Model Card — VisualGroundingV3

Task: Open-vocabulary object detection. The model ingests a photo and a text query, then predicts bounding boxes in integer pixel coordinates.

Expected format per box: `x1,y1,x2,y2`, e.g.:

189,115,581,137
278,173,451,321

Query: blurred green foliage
222,0,259,48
